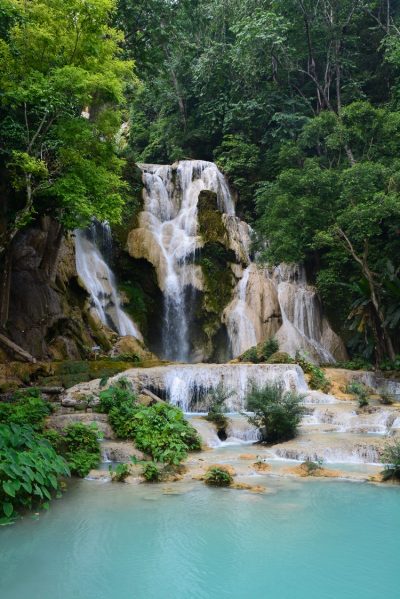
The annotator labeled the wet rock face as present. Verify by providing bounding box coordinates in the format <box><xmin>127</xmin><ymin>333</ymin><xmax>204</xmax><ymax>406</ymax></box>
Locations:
<box><xmin>3</xmin><ymin>218</ymin><xmax>113</xmax><ymax>360</ymax></box>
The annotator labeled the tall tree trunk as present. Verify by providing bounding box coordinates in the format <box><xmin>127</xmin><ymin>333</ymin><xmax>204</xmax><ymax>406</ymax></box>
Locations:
<box><xmin>0</xmin><ymin>248</ymin><xmax>12</xmax><ymax>328</ymax></box>
<box><xmin>338</xmin><ymin>230</ymin><xmax>396</xmax><ymax>361</ymax></box>
<box><xmin>362</xmin><ymin>261</ymin><xmax>396</xmax><ymax>361</ymax></box>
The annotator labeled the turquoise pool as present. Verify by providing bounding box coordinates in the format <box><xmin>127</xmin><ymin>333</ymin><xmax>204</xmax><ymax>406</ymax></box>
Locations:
<box><xmin>0</xmin><ymin>477</ymin><xmax>399</xmax><ymax>599</ymax></box>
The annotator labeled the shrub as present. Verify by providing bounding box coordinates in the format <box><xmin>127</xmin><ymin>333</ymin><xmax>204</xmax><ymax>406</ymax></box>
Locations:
<box><xmin>379</xmin><ymin>392</ymin><xmax>394</xmax><ymax>406</ymax></box>
<box><xmin>0</xmin><ymin>423</ymin><xmax>69</xmax><ymax>523</ymax></box>
<box><xmin>240</xmin><ymin>346</ymin><xmax>259</xmax><ymax>363</ymax></box>
<box><xmin>110</xmin><ymin>353</ymin><xmax>141</xmax><ymax>363</ymax></box>
<box><xmin>302</xmin><ymin>459</ymin><xmax>323</xmax><ymax>474</ymax></box>
<box><xmin>334</xmin><ymin>358</ymin><xmax>373</xmax><ymax>370</ymax></box>
<box><xmin>63</xmin><ymin>422</ymin><xmax>101</xmax><ymax>454</ymax></box>
<box><xmin>246</xmin><ymin>383</ymin><xmax>305</xmax><ymax>444</ymax></box>
<box><xmin>109</xmin><ymin>463</ymin><xmax>130</xmax><ymax>482</ymax></box>
<box><xmin>267</xmin><ymin>351</ymin><xmax>294</xmax><ymax>364</ymax></box>
<box><xmin>103</xmin><ymin>385</ymin><xmax>201</xmax><ymax>465</ymax></box>
<box><xmin>97</xmin><ymin>380</ymin><xmax>137</xmax><ymax>414</ymax></box>
<box><xmin>379</xmin><ymin>355</ymin><xmax>400</xmax><ymax>372</ymax></box>
<box><xmin>142</xmin><ymin>462</ymin><xmax>162</xmax><ymax>482</ymax></box>
<box><xmin>295</xmin><ymin>353</ymin><xmax>331</xmax><ymax>393</ymax></box>
<box><xmin>66</xmin><ymin>450</ymin><xmax>100</xmax><ymax>478</ymax></box>
<box><xmin>204</xmin><ymin>466</ymin><xmax>233</xmax><ymax>487</ymax></box>
<box><xmin>205</xmin><ymin>382</ymin><xmax>234</xmax><ymax>431</ymax></box>
<box><xmin>133</xmin><ymin>403</ymin><xmax>201</xmax><ymax>464</ymax></box>
<box><xmin>42</xmin><ymin>428</ymin><xmax>65</xmax><ymax>453</ymax></box>
<box><xmin>346</xmin><ymin>381</ymin><xmax>370</xmax><ymax>408</ymax></box>
<box><xmin>62</xmin><ymin>423</ymin><xmax>101</xmax><ymax>477</ymax></box>
<box><xmin>262</xmin><ymin>338</ymin><xmax>279</xmax><ymax>361</ymax></box>
<box><xmin>381</xmin><ymin>441</ymin><xmax>400</xmax><ymax>481</ymax></box>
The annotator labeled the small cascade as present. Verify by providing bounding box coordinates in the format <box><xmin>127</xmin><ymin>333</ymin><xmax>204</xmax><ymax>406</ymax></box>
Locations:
<box><xmin>271</xmin><ymin>443</ymin><xmax>382</xmax><ymax>465</ymax></box>
<box><xmin>225</xmin><ymin>415</ymin><xmax>261</xmax><ymax>444</ymax></box>
<box><xmin>101</xmin><ymin>445</ymin><xmax>112</xmax><ymax>464</ymax></box>
<box><xmin>75</xmin><ymin>225</ymin><xmax>142</xmax><ymax>339</ymax></box>
<box><xmin>223</xmin><ymin>266</ymin><xmax>258</xmax><ymax>357</ymax></box>
<box><xmin>224</xmin><ymin>262</ymin><xmax>343</xmax><ymax>362</ymax></box>
<box><xmin>188</xmin><ymin>417</ymin><xmax>222</xmax><ymax>448</ymax></box>
<box><xmin>272</xmin><ymin>265</ymin><xmax>336</xmax><ymax>363</ymax></box>
<box><xmin>301</xmin><ymin>404</ymin><xmax>400</xmax><ymax>435</ymax></box>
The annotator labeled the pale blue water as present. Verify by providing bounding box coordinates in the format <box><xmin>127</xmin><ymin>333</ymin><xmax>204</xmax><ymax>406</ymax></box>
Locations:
<box><xmin>0</xmin><ymin>478</ymin><xmax>399</xmax><ymax>599</ymax></box>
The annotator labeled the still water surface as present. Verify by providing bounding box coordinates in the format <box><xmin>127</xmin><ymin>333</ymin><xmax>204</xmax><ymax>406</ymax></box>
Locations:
<box><xmin>0</xmin><ymin>477</ymin><xmax>399</xmax><ymax>599</ymax></box>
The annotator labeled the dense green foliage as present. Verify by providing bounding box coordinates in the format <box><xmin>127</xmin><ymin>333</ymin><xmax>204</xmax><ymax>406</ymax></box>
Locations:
<box><xmin>62</xmin><ymin>423</ymin><xmax>101</xmax><ymax>477</ymax></box>
<box><xmin>0</xmin><ymin>423</ymin><xmax>69</xmax><ymax>523</ymax></box>
<box><xmin>0</xmin><ymin>0</ymin><xmax>134</xmax><ymax>249</ymax></box>
<box><xmin>0</xmin><ymin>388</ymin><xmax>52</xmax><ymax>429</ymax></box>
<box><xmin>246</xmin><ymin>383</ymin><xmax>305</xmax><ymax>444</ymax></box>
<box><xmin>0</xmin><ymin>389</ymin><xmax>100</xmax><ymax>524</ymax></box>
<box><xmin>98</xmin><ymin>381</ymin><xmax>201</xmax><ymax>464</ymax></box>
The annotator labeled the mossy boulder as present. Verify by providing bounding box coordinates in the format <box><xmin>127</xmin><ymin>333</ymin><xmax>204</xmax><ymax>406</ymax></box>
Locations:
<box><xmin>109</xmin><ymin>336</ymin><xmax>156</xmax><ymax>362</ymax></box>
<box><xmin>196</xmin><ymin>193</ymin><xmax>236</xmax><ymax>348</ymax></box>
<box><xmin>267</xmin><ymin>351</ymin><xmax>294</xmax><ymax>364</ymax></box>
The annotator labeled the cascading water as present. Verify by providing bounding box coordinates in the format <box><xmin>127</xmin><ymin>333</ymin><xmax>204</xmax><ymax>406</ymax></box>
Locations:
<box><xmin>224</xmin><ymin>262</ymin><xmax>344</xmax><ymax>362</ymax></box>
<box><xmin>64</xmin><ymin>355</ymin><xmax>400</xmax><ymax>461</ymax></box>
<box><xmin>135</xmin><ymin>161</ymin><xmax>234</xmax><ymax>361</ymax></box>
<box><xmin>75</xmin><ymin>224</ymin><xmax>142</xmax><ymax>339</ymax></box>
<box><xmin>223</xmin><ymin>266</ymin><xmax>258</xmax><ymax>357</ymax></box>
<box><xmin>128</xmin><ymin>159</ymin><xmax>345</xmax><ymax>363</ymax></box>
<box><xmin>273</xmin><ymin>264</ymin><xmax>338</xmax><ymax>363</ymax></box>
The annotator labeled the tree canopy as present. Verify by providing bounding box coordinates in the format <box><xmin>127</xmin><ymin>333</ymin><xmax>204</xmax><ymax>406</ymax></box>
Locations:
<box><xmin>0</xmin><ymin>0</ymin><xmax>135</xmax><ymax>253</ymax></box>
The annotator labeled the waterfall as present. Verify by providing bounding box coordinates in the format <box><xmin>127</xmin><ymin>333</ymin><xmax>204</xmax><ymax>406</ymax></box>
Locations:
<box><xmin>128</xmin><ymin>159</ymin><xmax>344</xmax><ymax>363</ymax></box>
<box><xmin>136</xmin><ymin>160</ymin><xmax>234</xmax><ymax>361</ymax></box>
<box><xmin>111</xmin><ymin>363</ymin><xmax>308</xmax><ymax>412</ymax></box>
<box><xmin>75</xmin><ymin>224</ymin><xmax>142</xmax><ymax>339</ymax></box>
<box><xmin>224</xmin><ymin>263</ymin><xmax>341</xmax><ymax>363</ymax></box>
<box><xmin>273</xmin><ymin>264</ymin><xmax>336</xmax><ymax>363</ymax></box>
<box><xmin>223</xmin><ymin>266</ymin><xmax>258</xmax><ymax>357</ymax></box>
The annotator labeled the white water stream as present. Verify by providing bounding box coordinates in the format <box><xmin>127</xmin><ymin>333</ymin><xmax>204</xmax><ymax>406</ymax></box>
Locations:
<box><xmin>75</xmin><ymin>225</ymin><xmax>142</xmax><ymax>339</ymax></box>
<box><xmin>135</xmin><ymin>161</ymin><xmax>234</xmax><ymax>360</ymax></box>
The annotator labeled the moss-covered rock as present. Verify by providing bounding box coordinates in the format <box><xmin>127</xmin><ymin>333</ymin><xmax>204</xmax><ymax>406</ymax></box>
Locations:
<box><xmin>195</xmin><ymin>191</ymin><xmax>237</xmax><ymax>351</ymax></box>
<box><xmin>267</xmin><ymin>351</ymin><xmax>294</xmax><ymax>364</ymax></box>
<box><xmin>197</xmin><ymin>190</ymin><xmax>227</xmax><ymax>244</ymax></box>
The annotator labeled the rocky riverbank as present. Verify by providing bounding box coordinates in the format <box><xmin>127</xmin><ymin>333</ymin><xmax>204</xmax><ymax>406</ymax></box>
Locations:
<box><xmin>38</xmin><ymin>362</ymin><xmax>400</xmax><ymax>489</ymax></box>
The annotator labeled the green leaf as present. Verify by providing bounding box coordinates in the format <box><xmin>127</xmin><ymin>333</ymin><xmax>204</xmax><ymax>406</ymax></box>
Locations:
<box><xmin>21</xmin><ymin>480</ymin><xmax>32</xmax><ymax>494</ymax></box>
<box><xmin>3</xmin><ymin>481</ymin><xmax>16</xmax><ymax>497</ymax></box>
<box><xmin>3</xmin><ymin>502</ymin><xmax>13</xmax><ymax>518</ymax></box>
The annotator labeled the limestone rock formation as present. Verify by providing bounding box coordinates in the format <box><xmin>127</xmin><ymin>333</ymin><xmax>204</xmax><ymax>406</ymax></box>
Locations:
<box><xmin>120</xmin><ymin>160</ymin><xmax>347</xmax><ymax>363</ymax></box>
